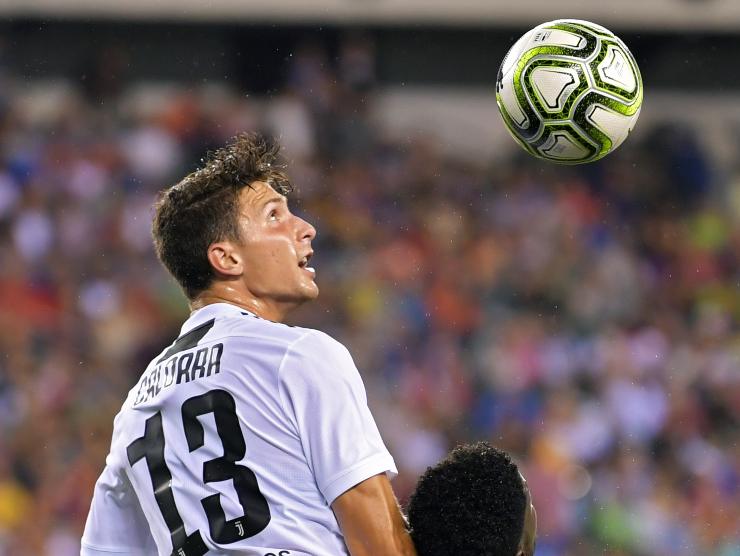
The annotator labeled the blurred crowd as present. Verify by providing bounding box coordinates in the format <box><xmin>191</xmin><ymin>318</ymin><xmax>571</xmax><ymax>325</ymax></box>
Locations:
<box><xmin>0</xmin><ymin>40</ymin><xmax>738</xmax><ymax>556</ymax></box>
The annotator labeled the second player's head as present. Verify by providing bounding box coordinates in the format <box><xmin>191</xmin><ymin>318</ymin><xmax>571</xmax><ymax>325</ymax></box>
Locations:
<box><xmin>152</xmin><ymin>133</ymin><xmax>318</xmax><ymax>320</ymax></box>
<box><xmin>407</xmin><ymin>442</ymin><xmax>537</xmax><ymax>556</ymax></box>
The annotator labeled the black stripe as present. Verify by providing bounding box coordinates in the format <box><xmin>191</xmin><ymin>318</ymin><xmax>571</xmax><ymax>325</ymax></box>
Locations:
<box><xmin>157</xmin><ymin>319</ymin><xmax>216</xmax><ymax>364</ymax></box>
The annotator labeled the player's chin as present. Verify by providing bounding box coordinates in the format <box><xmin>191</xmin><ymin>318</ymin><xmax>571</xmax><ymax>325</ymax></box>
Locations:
<box><xmin>303</xmin><ymin>281</ymin><xmax>320</xmax><ymax>299</ymax></box>
<box><xmin>294</xmin><ymin>277</ymin><xmax>319</xmax><ymax>301</ymax></box>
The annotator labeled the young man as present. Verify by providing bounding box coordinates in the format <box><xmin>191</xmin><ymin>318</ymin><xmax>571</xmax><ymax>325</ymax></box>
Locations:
<box><xmin>81</xmin><ymin>134</ymin><xmax>416</xmax><ymax>556</ymax></box>
<box><xmin>407</xmin><ymin>442</ymin><xmax>537</xmax><ymax>556</ymax></box>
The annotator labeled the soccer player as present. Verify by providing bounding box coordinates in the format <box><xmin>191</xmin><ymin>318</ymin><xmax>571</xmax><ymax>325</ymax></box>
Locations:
<box><xmin>406</xmin><ymin>442</ymin><xmax>537</xmax><ymax>556</ymax></box>
<box><xmin>81</xmin><ymin>134</ymin><xmax>416</xmax><ymax>556</ymax></box>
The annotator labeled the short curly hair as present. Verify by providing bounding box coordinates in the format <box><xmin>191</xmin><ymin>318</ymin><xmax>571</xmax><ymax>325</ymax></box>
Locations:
<box><xmin>152</xmin><ymin>133</ymin><xmax>293</xmax><ymax>299</ymax></box>
<box><xmin>407</xmin><ymin>442</ymin><xmax>527</xmax><ymax>556</ymax></box>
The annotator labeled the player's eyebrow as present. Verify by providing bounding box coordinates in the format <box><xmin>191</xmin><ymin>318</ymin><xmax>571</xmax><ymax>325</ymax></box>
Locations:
<box><xmin>262</xmin><ymin>196</ymin><xmax>287</xmax><ymax>210</ymax></box>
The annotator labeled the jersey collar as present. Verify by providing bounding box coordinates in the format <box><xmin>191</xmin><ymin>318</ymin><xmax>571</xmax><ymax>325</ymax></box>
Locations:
<box><xmin>181</xmin><ymin>302</ymin><xmax>256</xmax><ymax>334</ymax></box>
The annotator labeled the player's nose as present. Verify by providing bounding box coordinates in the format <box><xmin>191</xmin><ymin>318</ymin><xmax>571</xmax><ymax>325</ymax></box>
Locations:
<box><xmin>295</xmin><ymin>215</ymin><xmax>317</xmax><ymax>243</ymax></box>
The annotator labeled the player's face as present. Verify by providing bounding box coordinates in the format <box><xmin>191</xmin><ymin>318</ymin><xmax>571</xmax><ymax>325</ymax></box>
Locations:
<box><xmin>517</xmin><ymin>479</ymin><xmax>537</xmax><ymax>556</ymax></box>
<box><xmin>235</xmin><ymin>181</ymin><xmax>318</xmax><ymax>313</ymax></box>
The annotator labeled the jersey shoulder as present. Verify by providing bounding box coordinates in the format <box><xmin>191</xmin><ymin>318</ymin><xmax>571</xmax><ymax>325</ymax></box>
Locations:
<box><xmin>278</xmin><ymin>326</ymin><xmax>359</xmax><ymax>392</ymax></box>
<box><xmin>284</xmin><ymin>326</ymin><xmax>351</xmax><ymax>363</ymax></box>
<box><xmin>214</xmin><ymin>314</ymin><xmax>316</xmax><ymax>356</ymax></box>
<box><xmin>214</xmin><ymin>312</ymin><xmax>349</xmax><ymax>359</ymax></box>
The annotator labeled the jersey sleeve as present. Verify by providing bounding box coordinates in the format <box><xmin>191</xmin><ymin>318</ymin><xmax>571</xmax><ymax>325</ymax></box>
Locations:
<box><xmin>278</xmin><ymin>330</ymin><xmax>398</xmax><ymax>506</ymax></box>
<box><xmin>81</xmin><ymin>440</ymin><xmax>157</xmax><ymax>554</ymax></box>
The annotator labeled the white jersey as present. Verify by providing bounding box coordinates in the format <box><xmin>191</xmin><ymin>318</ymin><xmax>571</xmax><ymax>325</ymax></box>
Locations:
<box><xmin>81</xmin><ymin>303</ymin><xmax>397</xmax><ymax>556</ymax></box>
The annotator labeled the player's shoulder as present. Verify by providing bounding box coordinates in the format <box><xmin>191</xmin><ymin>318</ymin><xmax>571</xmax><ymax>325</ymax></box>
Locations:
<box><xmin>285</xmin><ymin>327</ymin><xmax>351</xmax><ymax>359</ymax></box>
<box><xmin>217</xmin><ymin>311</ymin><xmax>324</xmax><ymax>348</ymax></box>
<box><xmin>217</xmin><ymin>316</ymin><xmax>357</xmax><ymax>389</ymax></box>
<box><xmin>206</xmin><ymin>305</ymin><xmax>348</xmax><ymax>357</ymax></box>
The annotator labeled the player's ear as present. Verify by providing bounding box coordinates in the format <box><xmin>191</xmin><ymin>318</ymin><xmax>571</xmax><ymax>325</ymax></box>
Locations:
<box><xmin>207</xmin><ymin>241</ymin><xmax>243</xmax><ymax>277</ymax></box>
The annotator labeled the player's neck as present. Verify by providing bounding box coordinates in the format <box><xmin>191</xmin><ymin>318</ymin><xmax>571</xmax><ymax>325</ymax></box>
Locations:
<box><xmin>190</xmin><ymin>287</ymin><xmax>291</xmax><ymax>323</ymax></box>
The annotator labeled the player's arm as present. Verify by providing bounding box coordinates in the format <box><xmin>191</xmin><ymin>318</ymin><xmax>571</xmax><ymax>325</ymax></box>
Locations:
<box><xmin>332</xmin><ymin>473</ymin><xmax>417</xmax><ymax>556</ymax></box>
<box><xmin>279</xmin><ymin>331</ymin><xmax>415</xmax><ymax>554</ymax></box>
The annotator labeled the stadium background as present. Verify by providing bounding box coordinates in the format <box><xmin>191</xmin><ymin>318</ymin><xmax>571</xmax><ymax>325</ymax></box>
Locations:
<box><xmin>0</xmin><ymin>1</ymin><xmax>738</xmax><ymax>554</ymax></box>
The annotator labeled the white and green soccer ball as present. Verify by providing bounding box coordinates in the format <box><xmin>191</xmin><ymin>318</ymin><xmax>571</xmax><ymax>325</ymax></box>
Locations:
<box><xmin>496</xmin><ymin>19</ymin><xmax>642</xmax><ymax>164</ymax></box>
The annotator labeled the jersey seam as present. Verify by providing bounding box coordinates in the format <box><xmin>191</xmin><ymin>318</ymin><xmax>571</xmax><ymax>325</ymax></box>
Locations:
<box><xmin>276</xmin><ymin>329</ymin><xmax>318</xmax><ymax>437</ymax></box>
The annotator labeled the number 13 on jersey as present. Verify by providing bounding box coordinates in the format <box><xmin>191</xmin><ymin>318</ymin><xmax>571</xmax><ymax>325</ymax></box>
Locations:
<box><xmin>127</xmin><ymin>389</ymin><xmax>271</xmax><ymax>555</ymax></box>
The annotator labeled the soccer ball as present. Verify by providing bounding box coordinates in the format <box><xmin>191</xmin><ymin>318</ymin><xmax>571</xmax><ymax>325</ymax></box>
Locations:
<box><xmin>496</xmin><ymin>19</ymin><xmax>642</xmax><ymax>164</ymax></box>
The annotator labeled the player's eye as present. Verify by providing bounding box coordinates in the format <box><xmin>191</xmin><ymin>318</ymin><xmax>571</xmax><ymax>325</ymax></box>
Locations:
<box><xmin>268</xmin><ymin>209</ymin><xmax>278</xmax><ymax>220</ymax></box>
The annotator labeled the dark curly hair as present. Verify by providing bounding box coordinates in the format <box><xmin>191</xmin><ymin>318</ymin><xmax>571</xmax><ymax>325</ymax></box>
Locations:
<box><xmin>152</xmin><ymin>133</ymin><xmax>293</xmax><ymax>299</ymax></box>
<box><xmin>407</xmin><ymin>442</ymin><xmax>527</xmax><ymax>556</ymax></box>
